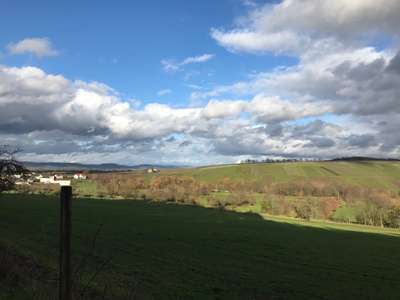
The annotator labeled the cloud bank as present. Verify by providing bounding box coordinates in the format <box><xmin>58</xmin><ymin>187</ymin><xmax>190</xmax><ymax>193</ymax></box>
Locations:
<box><xmin>2</xmin><ymin>1</ymin><xmax>400</xmax><ymax>165</ymax></box>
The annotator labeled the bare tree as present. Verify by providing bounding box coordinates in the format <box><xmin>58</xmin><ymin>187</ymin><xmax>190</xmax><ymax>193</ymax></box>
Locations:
<box><xmin>0</xmin><ymin>145</ymin><xmax>25</xmax><ymax>192</ymax></box>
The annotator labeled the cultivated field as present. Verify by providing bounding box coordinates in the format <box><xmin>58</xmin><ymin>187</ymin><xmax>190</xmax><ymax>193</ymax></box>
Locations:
<box><xmin>1</xmin><ymin>193</ymin><xmax>400</xmax><ymax>299</ymax></box>
<box><xmin>156</xmin><ymin>161</ymin><xmax>400</xmax><ymax>190</ymax></box>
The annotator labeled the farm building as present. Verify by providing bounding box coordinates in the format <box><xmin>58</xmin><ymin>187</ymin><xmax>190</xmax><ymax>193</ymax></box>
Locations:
<box><xmin>39</xmin><ymin>175</ymin><xmax>70</xmax><ymax>186</ymax></box>
<box><xmin>147</xmin><ymin>168</ymin><xmax>160</xmax><ymax>173</ymax></box>
<box><xmin>73</xmin><ymin>173</ymin><xmax>87</xmax><ymax>180</ymax></box>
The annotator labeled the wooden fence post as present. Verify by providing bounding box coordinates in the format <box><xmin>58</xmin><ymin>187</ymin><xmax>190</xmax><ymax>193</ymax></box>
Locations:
<box><xmin>60</xmin><ymin>185</ymin><xmax>72</xmax><ymax>300</ymax></box>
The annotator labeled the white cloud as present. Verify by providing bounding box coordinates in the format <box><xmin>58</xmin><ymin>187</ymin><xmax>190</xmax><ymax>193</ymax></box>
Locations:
<box><xmin>247</xmin><ymin>95</ymin><xmax>331</xmax><ymax>123</ymax></box>
<box><xmin>195</xmin><ymin>44</ymin><xmax>399</xmax><ymax>118</ymax></box>
<box><xmin>182</xmin><ymin>54</ymin><xmax>215</xmax><ymax>65</ymax></box>
<box><xmin>202</xmin><ymin>100</ymin><xmax>246</xmax><ymax>119</ymax></box>
<box><xmin>211</xmin><ymin>29</ymin><xmax>308</xmax><ymax>55</ymax></box>
<box><xmin>2</xmin><ymin>2</ymin><xmax>400</xmax><ymax>164</ymax></box>
<box><xmin>157</xmin><ymin>89</ymin><xmax>172</xmax><ymax>96</ymax></box>
<box><xmin>161</xmin><ymin>53</ymin><xmax>215</xmax><ymax>72</ymax></box>
<box><xmin>161</xmin><ymin>59</ymin><xmax>180</xmax><ymax>72</ymax></box>
<box><xmin>7</xmin><ymin>37</ymin><xmax>58</xmax><ymax>57</ymax></box>
<box><xmin>212</xmin><ymin>0</ymin><xmax>400</xmax><ymax>55</ymax></box>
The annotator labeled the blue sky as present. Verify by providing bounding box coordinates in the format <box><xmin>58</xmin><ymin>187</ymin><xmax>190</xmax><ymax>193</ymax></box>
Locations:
<box><xmin>0</xmin><ymin>0</ymin><xmax>399</xmax><ymax>165</ymax></box>
<box><xmin>1</xmin><ymin>0</ymin><xmax>293</xmax><ymax>106</ymax></box>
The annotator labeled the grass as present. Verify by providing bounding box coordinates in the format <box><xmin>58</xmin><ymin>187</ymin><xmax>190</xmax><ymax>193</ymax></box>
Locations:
<box><xmin>1</xmin><ymin>193</ymin><xmax>400</xmax><ymax>299</ymax></box>
<box><xmin>148</xmin><ymin>161</ymin><xmax>400</xmax><ymax>191</ymax></box>
<box><xmin>72</xmin><ymin>179</ymin><xmax>106</xmax><ymax>197</ymax></box>
<box><xmin>331</xmin><ymin>204</ymin><xmax>361</xmax><ymax>223</ymax></box>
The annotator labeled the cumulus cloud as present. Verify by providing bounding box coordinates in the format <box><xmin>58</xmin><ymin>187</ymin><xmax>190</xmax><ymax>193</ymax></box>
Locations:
<box><xmin>202</xmin><ymin>99</ymin><xmax>246</xmax><ymax>119</ymax></box>
<box><xmin>192</xmin><ymin>46</ymin><xmax>400</xmax><ymax>118</ymax></box>
<box><xmin>161</xmin><ymin>53</ymin><xmax>214</xmax><ymax>72</ymax></box>
<box><xmin>206</xmin><ymin>0</ymin><xmax>400</xmax><ymax>161</ymax></box>
<box><xmin>247</xmin><ymin>95</ymin><xmax>331</xmax><ymax>123</ymax></box>
<box><xmin>0</xmin><ymin>65</ymin><xmax>217</xmax><ymax>140</ymax></box>
<box><xmin>211</xmin><ymin>28</ymin><xmax>309</xmax><ymax>55</ymax></box>
<box><xmin>2</xmin><ymin>62</ymin><xmax>399</xmax><ymax>164</ymax></box>
<box><xmin>2</xmin><ymin>1</ymin><xmax>400</xmax><ymax>164</ymax></box>
<box><xmin>212</xmin><ymin>0</ymin><xmax>400</xmax><ymax>55</ymax></box>
<box><xmin>7</xmin><ymin>37</ymin><xmax>58</xmax><ymax>57</ymax></box>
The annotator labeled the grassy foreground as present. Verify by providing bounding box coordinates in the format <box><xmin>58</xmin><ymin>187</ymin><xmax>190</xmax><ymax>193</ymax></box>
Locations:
<box><xmin>1</xmin><ymin>193</ymin><xmax>400</xmax><ymax>299</ymax></box>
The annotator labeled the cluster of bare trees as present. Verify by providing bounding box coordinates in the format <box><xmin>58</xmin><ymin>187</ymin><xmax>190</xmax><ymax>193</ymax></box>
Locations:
<box><xmin>0</xmin><ymin>145</ymin><xmax>25</xmax><ymax>192</ymax></box>
<box><xmin>92</xmin><ymin>173</ymin><xmax>210</xmax><ymax>204</ymax></box>
<box><xmin>87</xmin><ymin>173</ymin><xmax>400</xmax><ymax>227</ymax></box>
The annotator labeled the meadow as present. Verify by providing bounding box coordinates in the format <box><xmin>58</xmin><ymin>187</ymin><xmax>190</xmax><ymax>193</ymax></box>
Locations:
<box><xmin>161</xmin><ymin>161</ymin><xmax>400</xmax><ymax>190</ymax></box>
<box><xmin>1</xmin><ymin>193</ymin><xmax>400</xmax><ymax>299</ymax></box>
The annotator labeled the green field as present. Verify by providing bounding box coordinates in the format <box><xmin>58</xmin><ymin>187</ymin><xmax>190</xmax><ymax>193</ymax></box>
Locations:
<box><xmin>1</xmin><ymin>193</ymin><xmax>400</xmax><ymax>299</ymax></box>
<box><xmin>152</xmin><ymin>161</ymin><xmax>400</xmax><ymax>190</ymax></box>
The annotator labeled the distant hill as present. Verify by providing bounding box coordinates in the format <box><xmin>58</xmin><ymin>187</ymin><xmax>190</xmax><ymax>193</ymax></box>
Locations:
<box><xmin>158</xmin><ymin>160</ymin><xmax>400</xmax><ymax>191</ymax></box>
<box><xmin>330</xmin><ymin>156</ymin><xmax>400</xmax><ymax>162</ymax></box>
<box><xmin>22</xmin><ymin>161</ymin><xmax>178</xmax><ymax>171</ymax></box>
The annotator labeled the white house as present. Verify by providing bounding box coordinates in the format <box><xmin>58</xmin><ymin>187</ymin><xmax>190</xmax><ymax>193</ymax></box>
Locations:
<box><xmin>73</xmin><ymin>173</ymin><xmax>87</xmax><ymax>180</ymax></box>
<box><xmin>39</xmin><ymin>177</ymin><xmax>55</xmax><ymax>184</ymax></box>
<box><xmin>39</xmin><ymin>176</ymin><xmax>70</xmax><ymax>186</ymax></box>
<box><xmin>57</xmin><ymin>180</ymin><xmax>71</xmax><ymax>186</ymax></box>
<box><xmin>15</xmin><ymin>181</ymin><xmax>29</xmax><ymax>185</ymax></box>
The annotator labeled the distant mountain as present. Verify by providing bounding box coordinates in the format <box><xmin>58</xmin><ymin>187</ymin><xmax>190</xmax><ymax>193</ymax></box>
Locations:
<box><xmin>22</xmin><ymin>161</ymin><xmax>178</xmax><ymax>171</ymax></box>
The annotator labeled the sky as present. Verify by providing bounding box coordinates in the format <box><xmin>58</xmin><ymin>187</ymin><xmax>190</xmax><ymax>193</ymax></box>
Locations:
<box><xmin>1</xmin><ymin>0</ymin><xmax>400</xmax><ymax>166</ymax></box>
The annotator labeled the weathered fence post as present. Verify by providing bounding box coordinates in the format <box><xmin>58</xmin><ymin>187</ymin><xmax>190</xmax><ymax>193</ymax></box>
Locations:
<box><xmin>60</xmin><ymin>185</ymin><xmax>72</xmax><ymax>300</ymax></box>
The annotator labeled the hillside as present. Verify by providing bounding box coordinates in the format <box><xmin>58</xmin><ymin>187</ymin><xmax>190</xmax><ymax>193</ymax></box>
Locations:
<box><xmin>19</xmin><ymin>160</ymin><xmax>400</xmax><ymax>228</ymax></box>
<box><xmin>155</xmin><ymin>161</ymin><xmax>400</xmax><ymax>190</ymax></box>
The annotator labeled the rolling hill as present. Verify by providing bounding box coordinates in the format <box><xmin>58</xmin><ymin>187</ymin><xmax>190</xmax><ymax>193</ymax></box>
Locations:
<box><xmin>151</xmin><ymin>160</ymin><xmax>400</xmax><ymax>190</ymax></box>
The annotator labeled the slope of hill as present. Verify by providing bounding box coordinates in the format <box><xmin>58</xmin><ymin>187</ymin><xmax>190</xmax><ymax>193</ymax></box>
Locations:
<box><xmin>156</xmin><ymin>161</ymin><xmax>400</xmax><ymax>190</ymax></box>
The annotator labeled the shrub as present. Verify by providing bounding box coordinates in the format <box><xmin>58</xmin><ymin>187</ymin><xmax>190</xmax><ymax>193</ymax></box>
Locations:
<box><xmin>225</xmin><ymin>192</ymin><xmax>256</xmax><ymax>207</ymax></box>
<box><xmin>294</xmin><ymin>199</ymin><xmax>313</xmax><ymax>221</ymax></box>
<box><xmin>261</xmin><ymin>195</ymin><xmax>294</xmax><ymax>216</ymax></box>
<box><xmin>386</xmin><ymin>207</ymin><xmax>400</xmax><ymax>228</ymax></box>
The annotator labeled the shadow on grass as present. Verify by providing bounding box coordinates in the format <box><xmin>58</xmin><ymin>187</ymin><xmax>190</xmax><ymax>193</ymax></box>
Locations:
<box><xmin>1</xmin><ymin>193</ymin><xmax>400</xmax><ymax>299</ymax></box>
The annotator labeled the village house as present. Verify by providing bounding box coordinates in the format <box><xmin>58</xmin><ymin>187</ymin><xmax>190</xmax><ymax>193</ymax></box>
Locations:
<box><xmin>73</xmin><ymin>173</ymin><xmax>87</xmax><ymax>180</ymax></box>
<box><xmin>147</xmin><ymin>167</ymin><xmax>160</xmax><ymax>173</ymax></box>
<box><xmin>38</xmin><ymin>174</ymin><xmax>70</xmax><ymax>186</ymax></box>
<box><xmin>13</xmin><ymin>173</ymin><xmax>34</xmax><ymax>185</ymax></box>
